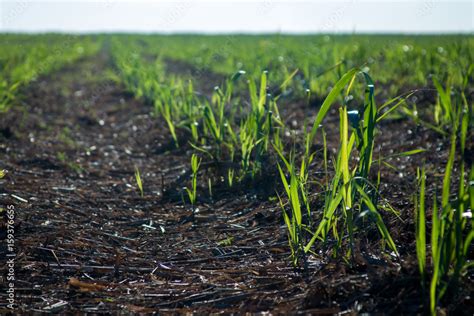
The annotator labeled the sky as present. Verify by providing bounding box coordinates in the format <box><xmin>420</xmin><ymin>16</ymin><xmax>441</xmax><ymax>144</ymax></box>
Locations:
<box><xmin>0</xmin><ymin>0</ymin><xmax>473</xmax><ymax>34</ymax></box>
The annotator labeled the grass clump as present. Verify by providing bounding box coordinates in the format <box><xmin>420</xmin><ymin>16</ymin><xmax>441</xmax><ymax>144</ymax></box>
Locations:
<box><xmin>135</xmin><ymin>167</ymin><xmax>144</xmax><ymax>197</ymax></box>
<box><xmin>415</xmin><ymin>95</ymin><xmax>473</xmax><ymax>315</ymax></box>
<box><xmin>277</xmin><ymin>68</ymin><xmax>428</xmax><ymax>266</ymax></box>
<box><xmin>185</xmin><ymin>154</ymin><xmax>202</xmax><ymax>212</ymax></box>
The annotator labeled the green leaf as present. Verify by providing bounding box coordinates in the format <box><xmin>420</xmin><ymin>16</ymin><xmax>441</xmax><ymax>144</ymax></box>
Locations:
<box><xmin>306</xmin><ymin>68</ymin><xmax>358</xmax><ymax>153</ymax></box>
<box><xmin>356</xmin><ymin>185</ymin><xmax>398</xmax><ymax>256</ymax></box>
<box><xmin>416</xmin><ymin>167</ymin><xmax>427</xmax><ymax>279</ymax></box>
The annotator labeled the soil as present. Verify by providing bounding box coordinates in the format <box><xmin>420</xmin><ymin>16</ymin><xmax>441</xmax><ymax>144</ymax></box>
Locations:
<box><xmin>0</xmin><ymin>48</ymin><xmax>472</xmax><ymax>315</ymax></box>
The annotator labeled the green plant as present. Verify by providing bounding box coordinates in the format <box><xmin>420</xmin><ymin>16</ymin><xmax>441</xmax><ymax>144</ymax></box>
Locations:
<box><xmin>242</xmin><ymin>71</ymin><xmax>277</xmax><ymax>178</ymax></box>
<box><xmin>0</xmin><ymin>81</ymin><xmax>20</xmax><ymax>112</ymax></box>
<box><xmin>155</xmin><ymin>98</ymin><xmax>179</xmax><ymax>147</ymax></box>
<box><xmin>208</xmin><ymin>178</ymin><xmax>213</xmax><ymax>200</ymax></box>
<box><xmin>217</xmin><ymin>236</ymin><xmax>234</xmax><ymax>246</ymax></box>
<box><xmin>305</xmin><ymin>71</ymin><xmax>418</xmax><ymax>258</ymax></box>
<box><xmin>56</xmin><ymin>151</ymin><xmax>83</xmax><ymax>173</ymax></box>
<box><xmin>275</xmin><ymin>70</ymin><xmax>354</xmax><ymax>265</ymax></box>
<box><xmin>402</xmin><ymin>65</ymin><xmax>473</xmax><ymax>137</ymax></box>
<box><xmin>415</xmin><ymin>100</ymin><xmax>473</xmax><ymax>315</ymax></box>
<box><xmin>185</xmin><ymin>154</ymin><xmax>201</xmax><ymax>210</ymax></box>
<box><xmin>415</xmin><ymin>167</ymin><xmax>427</xmax><ymax>286</ymax></box>
<box><xmin>135</xmin><ymin>167</ymin><xmax>144</xmax><ymax>197</ymax></box>
<box><xmin>227</xmin><ymin>168</ymin><xmax>234</xmax><ymax>187</ymax></box>
<box><xmin>277</xmin><ymin>156</ymin><xmax>306</xmax><ymax>266</ymax></box>
<box><xmin>190</xmin><ymin>70</ymin><xmax>284</xmax><ymax>183</ymax></box>
<box><xmin>277</xmin><ymin>68</ymin><xmax>427</xmax><ymax>266</ymax></box>
<box><xmin>58</xmin><ymin>127</ymin><xmax>76</xmax><ymax>148</ymax></box>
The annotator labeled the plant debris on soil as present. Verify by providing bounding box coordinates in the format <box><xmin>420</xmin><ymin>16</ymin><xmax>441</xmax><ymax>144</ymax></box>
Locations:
<box><xmin>0</xmin><ymin>49</ymin><xmax>473</xmax><ymax>315</ymax></box>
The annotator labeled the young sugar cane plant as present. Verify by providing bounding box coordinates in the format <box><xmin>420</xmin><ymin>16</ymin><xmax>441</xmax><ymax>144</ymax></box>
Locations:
<box><xmin>415</xmin><ymin>95</ymin><xmax>473</xmax><ymax>315</ymax></box>
<box><xmin>190</xmin><ymin>73</ymin><xmax>240</xmax><ymax>163</ymax></box>
<box><xmin>185</xmin><ymin>154</ymin><xmax>202</xmax><ymax>212</ymax></box>
<box><xmin>0</xmin><ymin>80</ymin><xmax>20</xmax><ymax>112</ymax></box>
<box><xmin>277</xmin><ymin>151</ymin><xmax>312</xmax><ymax>267</ymax></box>
<box><xmin>192</xmin><ymin>69</ymin><xmax>284</xmax><ymax>183</ymax></box>
<box><xmin>236</xmin><ymin>70</ymin><xmax>284</xmax><ymax>179</ymax></box>
<box><xmin>307</xmin><ymin>70</ymin><xmax>409</xmax><ymax>258</ymax></box>
<box><xmin>278</xmin><ymin>68</ymin><xmax>424</xmax><ymax>266</ymax></box>
<box><xmin>134</xmin><ymin>167</ymin><xmax>144</xmax><ymax>197</ymax></box>
<box><xmin>402</xmin><ymin>66</ymin><xmax>473</xmax><ymax>136</ymax></box>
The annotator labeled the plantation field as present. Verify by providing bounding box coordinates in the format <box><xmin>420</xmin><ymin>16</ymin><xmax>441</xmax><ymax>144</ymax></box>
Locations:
<box><xmin>0</xmin><ymin>34</ymin><xmax>473</xmax><ymax>314</ymax></box>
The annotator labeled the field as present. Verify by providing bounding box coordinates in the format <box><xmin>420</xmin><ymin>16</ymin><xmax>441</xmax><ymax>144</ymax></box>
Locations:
<box><xmin>0</xmin><ymin>34</ymin><xmax>473</xmax><ymax>314</ymax></box>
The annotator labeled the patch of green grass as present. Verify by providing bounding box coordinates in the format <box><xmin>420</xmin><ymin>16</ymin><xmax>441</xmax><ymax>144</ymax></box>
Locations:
<box><xmin>415</xmin><ymin>97</ymin><xmax>473</xmax><ymax>315</ymax></box>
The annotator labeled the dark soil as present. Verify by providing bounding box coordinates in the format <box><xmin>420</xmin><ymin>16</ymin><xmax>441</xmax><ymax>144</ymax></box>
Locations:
<box><xmin>0</xmin><ymin>49</ymin><xmax>472</xmax><ymax>315</ymax></box>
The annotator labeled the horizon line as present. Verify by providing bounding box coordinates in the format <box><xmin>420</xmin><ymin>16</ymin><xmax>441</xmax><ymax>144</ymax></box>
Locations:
<box><xmin>2</xmin><ymin>30</ymin><xmax>473</xmax><ymax>36</ymax></box>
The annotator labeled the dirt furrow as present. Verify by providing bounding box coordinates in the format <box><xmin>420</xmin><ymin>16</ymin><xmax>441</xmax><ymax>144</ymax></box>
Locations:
<box><xmin>0</xmin><ymin>50</ymin><xmax>297</xmax><ymax>314</ymax></box>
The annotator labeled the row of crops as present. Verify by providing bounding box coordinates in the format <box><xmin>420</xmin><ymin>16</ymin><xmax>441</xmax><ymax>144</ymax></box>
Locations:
<box><xmin>112</xmin><ymin>34</ymin><xmax>473</xmax><ymax>97</ymax></box>
<box><xmin>0</xmin><ymin>34</ymin><xmax>101</xmax><ymax>111</ymax></box>
<box><xmin>110</xmin><ymin>35</ymin><xmax>473</xmax><ymax>314</ymax></box>
<box><xmin>1</xmin><ymin>34</ymin><xmax>472</xmax><ymax>313</ymax></box>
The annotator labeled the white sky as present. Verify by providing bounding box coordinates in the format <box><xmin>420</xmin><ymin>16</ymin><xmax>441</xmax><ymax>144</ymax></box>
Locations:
<box><xmin>0</xmin><ymin>0</ymin><xmax>473</xmax><ymax>33</ymax></box>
